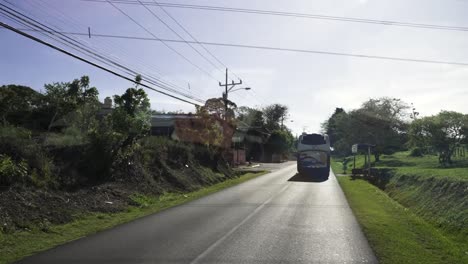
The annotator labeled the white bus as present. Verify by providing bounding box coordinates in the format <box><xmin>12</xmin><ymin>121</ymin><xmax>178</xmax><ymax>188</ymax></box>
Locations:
<box><xmin>296</xmin><ymin>133</ymin><xmax>331</xmax><ymax>176</ymax></box>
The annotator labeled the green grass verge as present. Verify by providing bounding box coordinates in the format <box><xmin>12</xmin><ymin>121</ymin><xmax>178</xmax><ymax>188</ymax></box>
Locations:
<box><xmin>337</xmin><ymin>176</ymin><xmax>468</xmax><ymax>264</ymax></box>
<box><xmin>0</xmin><ymin>171</ymin><xmax>268</xmax><ymax>264</ymax></box>
<box><xmin>333</xmin><ymin>151</ymin><xmax>468</xmax><ymax>180</ymax></box>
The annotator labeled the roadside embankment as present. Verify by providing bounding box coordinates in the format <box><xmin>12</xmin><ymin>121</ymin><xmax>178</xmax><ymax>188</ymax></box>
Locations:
<box><xmin>338</xmin><ymin>176</ymin><xmax>467</xmax><ymax>264</ymax></box>
<box><xmin>333</xmin><ymin>152</ymin><xmax>468</xmax><ymax>263</ymax></box>
<box><xmin>0</xmin><ymin>127</ymin><xmax>269</xmax><ymax>263</ymax></box>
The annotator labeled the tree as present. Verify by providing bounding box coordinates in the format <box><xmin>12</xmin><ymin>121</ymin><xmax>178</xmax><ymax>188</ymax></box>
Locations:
<box><xmin>322</xmin><ymin>108</ymin><xmax>351</xmax><ymax>156</ymax></box>
<box><xmin>323</xmin><ymin>97</ymin><xmax>410</xmax><ymax>160</ymax></box>
<box><xmin>0</xmin><ymin>85</ymin><xmax>44</xmax><ymax>127</ymax></box>
<box><xmin>263</xmin><ymin>104</ymin><xmax>288</xmax><ymax>131</ymax></box>
<box><xmin>112</xmin><ymin>75</ymin><xmax>151</xmax><ymax>146</ymax></box>
<box><xmin>44</xmin><ymin>76</ymin><xmax>99</xmax><ymax>131</ymax></box>
<box><xmin>409</xmin><ymin>111</ymin><xmax>468</xmax><ymax>166</ymax></box>
<box><xmin>236</xmin><ymin>106</ymin><xmax>264</xmax><ymax>128</ymax></box>
<box><xmin>264</xmin><ymin>129</ymin><xmax>295</xmax><ymax>157</ymax></box>
<box><xmin>322</xmin><ymin>108</ymin><xmax>345</xmax><ymax>147</ymax></box>
<box><xmin>174</xmin><ymin>97</ymin><xmax>235</xmax><ymax>148</ymax></box>
<box><xmin>201</xmin><ymin>97</ymin><xmax>237</xmax><ymax>120</ymax></box>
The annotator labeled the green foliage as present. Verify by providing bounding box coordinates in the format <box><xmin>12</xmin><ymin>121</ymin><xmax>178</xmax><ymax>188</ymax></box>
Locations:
<box><xmin>409</xmin><ymin>147</ymin><xmax>424</xmax><ymax>157</ymax></box>
<box><xmin>44</xmin><ymin>127</ymin><xmax>88</xmax><ymax>147</ymax></box>
<box><xmin>322</xmin><ymin>108</ymin><xmax>349</xmax><ymax>156</ymax></box>
<box><xmin>0</xmin><ymin>126</ymin><xmax>55</xmax><ymax>187</ymax></box>
<box><xmin>409</xmin><ymin>111</ymin><xmax>468</xmax><ymax>166</ymax></box>
<box><xmin>338</xmin><ymin>177</ymin><xmax>467</xmax><ymax>264</ymax></box>
<box><xmin>44</xmin><ymin>75</ymin><xmax>100</xmax><ymax>131</ymax></box>
<box><xmin>263</xmin><ymin>104</ymin><xmax>288</xmax><ymax>131</ymax></box>
<box><xmin>201</xmin><ymin>97</ymin><xmax>237</xmax><ymax>120</ymax></box>
<box><xmin>0</xmin><ymin>154</ymin><xmax>28</xmax><ymax>186</ymax></box>
<box><xmin>112</xmin><ymin>83</ymin><xmax>151</xmax><ymax>147</ymax></box>
<box><xmin>265</xmin><ymin>129</ymin><xmax>295</xmax><ymax>156</ymax></box>
<box><xmin>324</xmin><ymin>97</ymin><xmax>409</xmax><ymax>159</ymax></box>
<box><xmin>322</xmin><ymin>108</ymin><xmax>345</xmax><ymax>147</ymax></box>
<box><xmin>236</xmin><ymin>106</ymin><xmax>264</xmax><ymax>127</ymax></box>
<box><xmin>113</xmin><ymin>88</ymin><xmax>150</xmax><ymax>117</ymax></box>
<box><xmin>130</xmin><ymin>193</ymin><xmax>158</xmax><ymax>208</ymax></box>
<box><xmin>0</xmin><ymin>85</ymin><xmax>45</xmax><ymax>128</ymax></box>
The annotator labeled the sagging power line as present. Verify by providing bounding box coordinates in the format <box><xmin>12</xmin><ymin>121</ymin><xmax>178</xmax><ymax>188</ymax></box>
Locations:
<box><xmin>1</xmin><ymin>1</ymin><xmax>205</xmax><ymax>104</ymax></box>
<box><xmin>5</xmin><ymin>27</ymin><xmax>468</xmax><ymax>67</ymax></box>
<box><xmin>105</xmin><ymin>0</ymin><xmax>218</xmax><ymax>82</ymax></box>
<box><xmin>0</xmin><ymin>20</ymin><xmax>202</xmax><ymax>105</ymax></box>
<box><xmin>29</xmin><ymin>0</ymin><xmax>202</xmax><ymax>97</ymax></box>
<box><xmin>83</xmin><ymin>0</ymin><xmax>468</xmax><ymax>32</ymax></box>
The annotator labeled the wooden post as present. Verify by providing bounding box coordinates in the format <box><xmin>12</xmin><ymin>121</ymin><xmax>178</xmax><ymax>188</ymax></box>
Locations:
<box><xmin>368</xmin><ymin>146</ymin><xmax>371</xmax><ymax>177</ymax></box>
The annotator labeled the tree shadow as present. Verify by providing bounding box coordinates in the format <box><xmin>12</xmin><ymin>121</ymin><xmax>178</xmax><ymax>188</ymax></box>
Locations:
<box><xmin>288</xmin><ymin>173</ymin><xmax>329</xmax><ymax>183</ymax></box>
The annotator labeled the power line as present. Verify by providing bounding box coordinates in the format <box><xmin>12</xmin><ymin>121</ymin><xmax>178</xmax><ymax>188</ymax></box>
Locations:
<box><xmin>105</xmin><ymin>0</ymin><xmax>218</xmax><ymax>81</ymax></box>
<box><xmin>149</xmin><ymin>0</ymin><xmax>268</xmax><ymax>107</ymax></box>
<box><xmin>136</xmin><ymin>0</ymin><xmax>224</xmax><ymax>75</ymax></box>
<box><xmin>1</xmin><ymin>1</ymin><xmax>205</xmax><ymax>103</ymax></box>
<box><xmin>5</xmin><ymin>28</ymin><xmax>468</xmax><ymax>67</ymax></box>
<box><xmin>29</xmin><ymin>0</ymin><xmax>204</xmax><ymax>98</ymax></box>
<box><xmin>32</xmin><ymin>0</ymin><xmax>202</xmax><ymax>97</ymax></box>
<box><xmin>0</xmin><ymin>20</ymin><xmax>202</xmax><ymax>105</ymax></box>
<box><xmin>151</xmin><ymin>0</ymin><xmax>230</xmax><ymax>74</ymax></box>
<box><xmin>1</xmin><ymin>3</ymin><xmax>266</xmax><ymax>107</ymax></box>
<box><xmin>83</xmin><ymin>0</ymin><xmax>468</xmax><ymax>32</ymax></box>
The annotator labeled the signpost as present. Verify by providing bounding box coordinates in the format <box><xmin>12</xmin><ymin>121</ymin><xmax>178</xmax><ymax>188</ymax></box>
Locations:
<box><xmin>351</xmin><ymin>143</ymin><xmax>375</xmax><ymax>176</ymax></box>
<box><xmin>352</xmin><ymin>144</ymin><xmax>358</xmax><ymax>169</ymax></box>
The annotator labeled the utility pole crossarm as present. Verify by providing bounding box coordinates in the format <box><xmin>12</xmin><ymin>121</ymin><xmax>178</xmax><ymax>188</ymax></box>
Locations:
<box><xmin>219</xmin><ymin>68</ymin><xmax>244</xmax><ymax>120</ymax></box>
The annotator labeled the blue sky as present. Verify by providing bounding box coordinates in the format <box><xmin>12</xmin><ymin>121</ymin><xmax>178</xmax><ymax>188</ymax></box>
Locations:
<box><xmin>1</xmin><ymin>0</ymin><xmax>468</xmax><ymax>134</ymax></box>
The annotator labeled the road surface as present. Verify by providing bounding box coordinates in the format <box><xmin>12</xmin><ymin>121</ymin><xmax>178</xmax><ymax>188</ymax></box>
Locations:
<box><xmin>18</xmin><ymin>162</ymin><xmax>377</xmax><ymax>264</ymax></box>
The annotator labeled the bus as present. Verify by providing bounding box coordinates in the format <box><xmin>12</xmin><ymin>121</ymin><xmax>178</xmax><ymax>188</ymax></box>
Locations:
<box><xmin>296</xmin><ymin>133</ymin><xmax>331</xmax><ymax>177</ymax></box>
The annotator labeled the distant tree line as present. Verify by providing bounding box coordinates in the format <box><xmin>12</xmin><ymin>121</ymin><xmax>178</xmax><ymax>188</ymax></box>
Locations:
<box><xmin>322</xmin><ymin>97</ymin><xmax>468</xmax><ymax>166</ymax></box>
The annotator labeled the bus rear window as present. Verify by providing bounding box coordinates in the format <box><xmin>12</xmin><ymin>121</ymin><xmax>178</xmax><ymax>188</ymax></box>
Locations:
<box><xmin>301</xmin><ymin>134</ymin><xmax>326</xmax><ymax>145</ymax></box>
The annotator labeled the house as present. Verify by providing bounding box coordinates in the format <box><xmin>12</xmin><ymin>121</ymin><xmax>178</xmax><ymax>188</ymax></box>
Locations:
<box><xmin>232</xmin><ymin>123</ymin><xmax>270</xmax><ymax>163</ymax></box>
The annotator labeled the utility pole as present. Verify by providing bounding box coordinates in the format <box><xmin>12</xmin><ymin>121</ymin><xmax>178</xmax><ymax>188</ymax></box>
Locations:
<box><xmin>219</xmin><ymin>68</ymin><xmax>242</xmax><ymax>120</ymax></box>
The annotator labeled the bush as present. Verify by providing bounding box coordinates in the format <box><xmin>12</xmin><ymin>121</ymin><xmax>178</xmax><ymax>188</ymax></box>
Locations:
<box><xmin>43</xmin><ymin>127</ymin><xmax>87</xmax><ymax>147</ymax></box>
<box><xmin>409</xmin><ymin>147</ymin><xmax>424</xmax><ymax>157</ymax></box>
<box><xmin>0</xmin><ymin>125</ymin><xmax>55</xmax><ymax>187</ymax></box>
<box><xmin>0</xmin><ymin>154</ymin><xmax>28</xmax><ymax>186</ymax></box>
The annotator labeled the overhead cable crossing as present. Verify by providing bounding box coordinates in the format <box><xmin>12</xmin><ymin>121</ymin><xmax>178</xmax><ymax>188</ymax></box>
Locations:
<box><xmin>5</xmin><ymin>27</ymin><xmax>468</xmax><ymax>67</ymax></box>
<box><xmin>0</xmin><ymin>20</ymin><xmax>203</xmax><ymax>105</ymax></box>
<box><xmin>83</xmin><ymin>0</ymin><xmax>468</xmax><ymax>32</ymax></box>
<box><xmin>0</xmin><ymin>3</ymin><xmax>204</xmax><ymax>104</ymax></box>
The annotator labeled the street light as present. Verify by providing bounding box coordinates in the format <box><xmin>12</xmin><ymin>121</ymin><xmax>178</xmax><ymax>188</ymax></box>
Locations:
<box><xmin>222</xmin><ymin>87</ymin><xmax>252</xmax><ymax>120</ymax></box>
<box><xmin>229</xmin><ymin>87</ymin><xmax>251</xmax><ymax>93</ymax></box>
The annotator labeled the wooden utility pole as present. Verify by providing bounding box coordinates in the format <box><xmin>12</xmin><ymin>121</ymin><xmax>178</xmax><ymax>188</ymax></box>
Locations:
<box><xmin>219</xmin><ymin>68</ymin><xmax>242</xmax><ymax>120</ymax></box>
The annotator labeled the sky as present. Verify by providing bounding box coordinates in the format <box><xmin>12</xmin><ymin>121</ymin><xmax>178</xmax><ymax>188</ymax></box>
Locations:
<box><xmin>1</xmin><ymin>0</ymin><xmax>468</xmax><ymax>135</ymax></box>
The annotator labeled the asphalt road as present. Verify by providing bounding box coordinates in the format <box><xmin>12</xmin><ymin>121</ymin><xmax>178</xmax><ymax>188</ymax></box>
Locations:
<box><xmin>18</xmin><ymin>162</ymin><xmax>377</xmax><ymax>264</ymax></box>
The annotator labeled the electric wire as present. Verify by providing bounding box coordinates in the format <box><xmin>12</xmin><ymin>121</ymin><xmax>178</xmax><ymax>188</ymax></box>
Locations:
<box><xmin>5</xmin><ymin>28</ymin><xmax>466</xmax><ymax>67</ymax></box>
<box><xmin>136</xmin><ymin>0</ymin><xmax>224</xmax><ymax>75</ymax></box>
<box><xmin>25</xmin><ymin>0</ymin><xmax>204</xmax><ymax>98</ymax></box>
<box><xmin>1</xmin><ymin>1</ymin><xmax>205</xmax><ymax>103</ymax></box>
<box><xmin>0</xmin><ymin>20</ymin><xmax>201</xmax><ymax>105</ymax></box>
<box><xmin>0</xmin><ymin>4</ymin><xmax>205</xmax><ymax>104</ymax></box>
<box><xmin>84</xmin><ymin>0</ymin><xmax>468</xmax><ymax>32</ymax></box>
<box><xmin>105</xmin><ymin>0</ymin><xmax>218</xmax><ymax>82</ymax></box>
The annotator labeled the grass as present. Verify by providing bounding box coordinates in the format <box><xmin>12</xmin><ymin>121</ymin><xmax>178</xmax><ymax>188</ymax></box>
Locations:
<box><xmin>337</xmin><ymin>176</ymin><xmax>468</xmax><ymax>264</ymax></box>
<box><xmin>333</xmin><ymin>151</ymin><xmax>468</xmax><ymax>180</ymax></box>
<box><xmin>0</xmin><ymin>171</ymin><xmax>268</xmax><ymax>264</ymax></box>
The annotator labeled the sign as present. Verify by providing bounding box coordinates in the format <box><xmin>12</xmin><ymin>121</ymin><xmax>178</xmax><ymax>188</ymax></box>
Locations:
<box><xmin>351</xmin><ymin>144</ymin><xmax>358</xmax><ymax>154</ymax></box>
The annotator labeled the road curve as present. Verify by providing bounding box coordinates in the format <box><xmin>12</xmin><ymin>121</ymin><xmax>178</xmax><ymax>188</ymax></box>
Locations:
<box><xmin>18</xmin><ymin>162</ymin><xmax>377</xmax><ymax>264</ymax></box>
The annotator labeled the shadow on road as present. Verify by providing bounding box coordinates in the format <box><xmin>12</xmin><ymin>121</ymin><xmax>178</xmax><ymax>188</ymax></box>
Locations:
<box><xmin>287</xmin><ymin>173</ymin><xmax>329</xmax><ymax>183</ymax></box>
